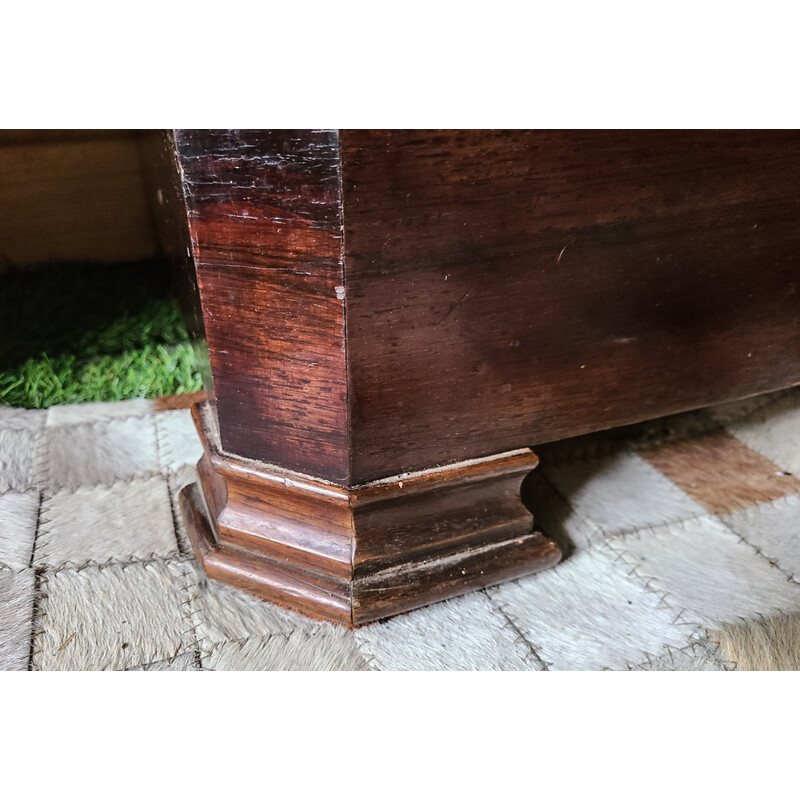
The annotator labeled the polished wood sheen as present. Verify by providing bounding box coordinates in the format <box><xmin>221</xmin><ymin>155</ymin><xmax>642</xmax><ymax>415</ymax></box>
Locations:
<box><xmin>340</xmin><ymin>130</ymin><xmax>800</xmax><ymax>480</ymax></box>
<box><xmin>173</xmin><ymin>130</ymin><xmax>348</xmax><ymax>480</ymax></box>
<box><xmin>160</xmin><ymin>130</ymin><xmax>800</xmax><ymax>623</ymax></box>
<box><xmin>181</xmin><ymin>402</ymin><xmax>560</xmax><ymax>625</ymax></box>
<box><xmin>169</xmin><ymin>130</ymin><xmax>800</xmax><ymax>483</ymax></box>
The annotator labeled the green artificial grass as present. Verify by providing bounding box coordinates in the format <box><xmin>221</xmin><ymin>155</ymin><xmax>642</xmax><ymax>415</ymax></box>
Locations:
<box><xmin>0</xmin><ymin>261</ymin><xmax>203</xmax><ymax>409</ymax></box>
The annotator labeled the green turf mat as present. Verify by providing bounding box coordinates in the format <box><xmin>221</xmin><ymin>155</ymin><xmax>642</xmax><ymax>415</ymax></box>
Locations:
<box><xmin>0</xmin><ymin>261</ymin><xmax>203</xmax><ymax>409</ymax></box>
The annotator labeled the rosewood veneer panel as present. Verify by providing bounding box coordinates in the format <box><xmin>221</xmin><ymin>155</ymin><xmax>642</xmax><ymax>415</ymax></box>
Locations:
<box><xmin>341</xmin><ymin>130</ymin><xmax>800</xmax><ymax>482</ymax></box>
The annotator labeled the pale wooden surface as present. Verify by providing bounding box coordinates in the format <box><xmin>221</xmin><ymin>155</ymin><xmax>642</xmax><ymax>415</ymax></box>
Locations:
<box><xmin>0</xmin><ymin>130</ymin><xmax>157</xmax><ymax>268</ymax></box>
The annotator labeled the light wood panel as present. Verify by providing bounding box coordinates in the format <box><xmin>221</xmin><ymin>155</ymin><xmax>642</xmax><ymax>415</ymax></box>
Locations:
<box><xmin>0</xmin><ymin>129</ymin><xmax>158</xmax><ymax>268</ymax></box>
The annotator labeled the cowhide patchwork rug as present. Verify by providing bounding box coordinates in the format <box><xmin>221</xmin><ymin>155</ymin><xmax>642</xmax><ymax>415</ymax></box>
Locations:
<box><xmin>1</xmin><ymin>388</ymin><xmax>799</xmax><ymax>670</ymax></box>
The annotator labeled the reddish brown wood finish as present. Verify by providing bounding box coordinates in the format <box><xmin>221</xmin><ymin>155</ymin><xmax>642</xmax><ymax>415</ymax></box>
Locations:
<box><xmin>182</xmin><ymin>402</ymin><xmax>560</xmax><ymax>626</ymax></box>
<box><xmin>173</xmin><ymin>130</ymin><xmax>348</xmax><ymax>480</ymax></box>
<box><xmin>340</xmin><ymin>130</ymin><xmax>800</xmax><ymax>480</ymax></box>
<box><xmin>169</xmin><ymin>130</ymin><xmax>800</xmax><ymax>485</ymax></box>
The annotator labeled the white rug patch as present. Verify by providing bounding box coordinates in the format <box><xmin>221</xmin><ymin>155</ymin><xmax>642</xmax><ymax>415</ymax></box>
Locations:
<box><xmin>723</xmin><ymin>495</ymin><xmax>800</xmax><ymax>582</ymax></box>
<box><xmin>204</xmin><ymin>629</ymin><xmax>369</xmax><ymax>671</ymax></box>
<box><xmin>33</xmin><ymin>561</ymin><xmax>190</xmax><ymax>670</ymax></box>
<box><xmin>0</xmin><ymin>567</ymin><xmax>34</xmax><ymax>670</ymax></box>
<box><xmin>0</xmin><ymin>406</ymin><xmax>45</xmax><ymax>432</ymax></box>
<box><xmin>0</xmin><ymin>490</ymin><xmax>39</xmax><ymax>569</ymax></box>
<box><xmin>487</xmin><ymin>549</ymin><xmax>696</xmax><ymax>670</ymax></box>
<box><xmin>168</xmin><ymin>464</ymin><xmax>198</xmax><ymax>553</ymax></box>
<box><xmin>523</xmin><ymin>471</ymin><xmax>601</xmax><ymax>552</ymax></box>
<box><xmin>42</xmin><ymin>416</ymin><xmax>160</xmax><ymax>493</ymax></box>
<box><xmin>169</xmin><ymin>463</ymin><xmax>198</xmax><ymax>495</ymax></box>
<box><xmin>156</xmin><ymin>409</ymin><xmax>203</xmax><ymax>472</ymax></box>
<box><xmin>191</xmin><ymin>576</ymin><xmax>327</xmax><ymax>654</ymax></box>
<box><xmin>628</xmin><ymin>641</ymin><xmax>726</xmax><ymax>671</ymax></box>
<box><xmin>36</xmin><ymin>476</ymin><xmax>178</xmax><ymax>567</ymax></box>
<box><xmin>47</xmin><ymin>399</ymin><xmax>154</xmax><ymax>427</ymax></box>
<box><xmin>607</xmin><ymin>516</ymin><xmax>800</xmax><ymax>628</ymax></box>
<box><xmin>0</xmin><ymin>429</ymin><xmax>35</xmax><ymax>493</ymax></box>
<box><xmin>127</xmin><ymin>652</ymin><xmax>199</xmax><ymax>671</ymax></box>
<box><xmin>724</xmin><ymin>395</ymin><xmax>800</xmax><ymax>475</ymax></box>
<box><xmin>542</xmin><ymin>451</ymin><xmax>706</xmax><ymax>535</ymax></box>
<box><xmin>355</xmin><ymin>590</ymin><xmax>545</xmax><ymax>671</ymax></box>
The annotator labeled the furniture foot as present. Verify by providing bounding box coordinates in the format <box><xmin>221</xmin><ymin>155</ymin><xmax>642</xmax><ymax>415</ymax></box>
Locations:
<box><xmin>180</xmin><ymin>402</ymin><xmax>562</xmax><ymax>626</ymax></box>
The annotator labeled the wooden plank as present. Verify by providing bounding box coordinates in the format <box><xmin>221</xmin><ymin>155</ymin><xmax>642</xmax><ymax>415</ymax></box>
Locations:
<box><xmin>169</xmin><ymin>130</ymin><xmax>800</xmax><ymax>485</ymax></box>
<box><xmin>0</xmin><ymin>131</ymin><xmax>157</xmax><ymax>267</ymax></box>
<box><xmin>340</xmin><ymin>130</ymin><xmax>800</xmax><ymax>481</ymax></box>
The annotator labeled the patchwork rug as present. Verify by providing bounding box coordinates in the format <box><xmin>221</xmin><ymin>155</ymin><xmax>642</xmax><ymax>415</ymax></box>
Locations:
<box><xmin>1</xmin><ymin>388</ymin><xmax>799</xmax><ymax>670</ymax></box>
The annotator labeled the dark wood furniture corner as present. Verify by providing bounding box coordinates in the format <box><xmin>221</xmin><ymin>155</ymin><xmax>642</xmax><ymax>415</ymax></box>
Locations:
<box><xmin>143</xmin><ymin>130</ymin><xmax>800</xmax><ymax>626</ymax></box>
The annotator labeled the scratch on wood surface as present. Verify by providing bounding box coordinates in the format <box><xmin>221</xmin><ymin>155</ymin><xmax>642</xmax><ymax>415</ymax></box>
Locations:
<box><xmin>357</xmin><ymin>533</ymin><xmax>544</xmax><ymax>589</ymax></box>
<box><xmin>557</xmin><ymin>239</ymin><xmax>576</xmax><ymax>263</ymax></box>
<box><xmin>438</xmin><ymin>291</ymin><xmax>470</xmax><ymax>325</ymax></box>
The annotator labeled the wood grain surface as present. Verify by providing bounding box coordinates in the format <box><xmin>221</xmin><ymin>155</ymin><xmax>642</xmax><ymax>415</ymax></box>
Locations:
<box><xmin>171</xmin><ymin>130</ymin><xmax>800</xmax><ymax>485</ymax></box>
<box><xmin>184</xmin><ymin>401</ymin><xmax>559</xmax><ymax>625</ymax></box>
<box><xmin>0</xmin><ymin>130</ymin><xmax>157</xmax><ymax>268</ymax></box>
<box><xmin>173</xmin><ymin>130</ymin><xmax>349</xmax><ymax>480</ymax></box>
<box><xmin>340</xmin><ymin>130</ymin><xmax>800</xmax><ymax>481</ymax></box>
